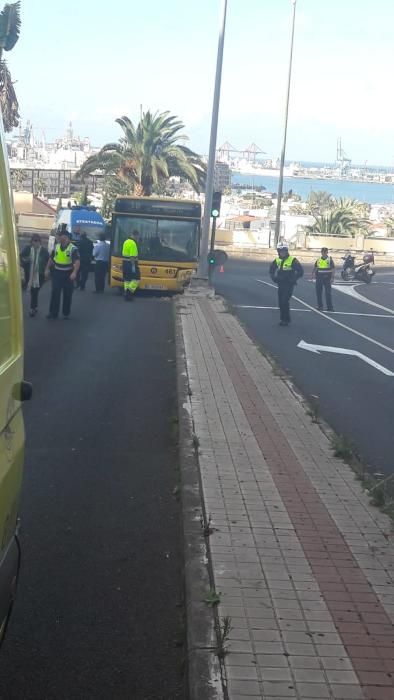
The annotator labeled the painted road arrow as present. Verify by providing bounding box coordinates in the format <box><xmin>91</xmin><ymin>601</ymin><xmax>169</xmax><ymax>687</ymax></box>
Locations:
<box><xmin>297</xmin><ymin>340</ymin><xmax>394</xmax><ymax>377</ymax></box>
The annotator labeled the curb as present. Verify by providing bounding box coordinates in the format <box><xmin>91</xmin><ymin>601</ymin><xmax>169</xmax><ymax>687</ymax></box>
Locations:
<box><xmin>175</xmin><ymin>301</ymin><xmax>226</xmax><ymax>700</ymax></box>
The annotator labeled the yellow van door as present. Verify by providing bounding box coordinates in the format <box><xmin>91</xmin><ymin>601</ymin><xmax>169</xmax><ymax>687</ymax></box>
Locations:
<box><xmin>0</xmin><ymin>124</ymin><xmax>26</xmax><ymax>640</ymax></box>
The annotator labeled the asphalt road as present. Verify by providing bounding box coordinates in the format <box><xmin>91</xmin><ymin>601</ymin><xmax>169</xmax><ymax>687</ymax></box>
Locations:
<box><xmin>0</xmin><ymin>282</ymin><xmax>185</xmax><ymax>699</ymax></box>
<box><xmin>213</xmin><ymin>258</ymin><xmax>394</xmax><ymax>476</ymax></box>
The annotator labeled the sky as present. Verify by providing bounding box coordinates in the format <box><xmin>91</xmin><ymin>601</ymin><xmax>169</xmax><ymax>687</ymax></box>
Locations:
<box><xmin>5</xmin><ymin>0</ymin><xmax>394</xmax><ymax>165</ymax></box>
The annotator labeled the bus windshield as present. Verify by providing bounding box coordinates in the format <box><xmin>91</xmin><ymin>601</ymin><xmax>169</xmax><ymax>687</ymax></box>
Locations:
<box><xmin>113</xmin><ymin>215</ymin><xmax>199</xmax><ymax>262</ymax></box>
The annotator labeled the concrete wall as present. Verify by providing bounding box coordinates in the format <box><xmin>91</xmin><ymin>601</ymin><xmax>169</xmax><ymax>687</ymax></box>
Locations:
<box><xmin>304</xmin><ymin>235</ymin><xmax>394</xmax><ymax>253</ymax></box>
<box><xmin>17</xmin><ymin>213</ymin><xmax>55</xmax><ymax>231</ymax></box>
<box><xmin>13</xmin><ymin>192</ymin><xmax>56</xmax><ymax>215</ymax></box>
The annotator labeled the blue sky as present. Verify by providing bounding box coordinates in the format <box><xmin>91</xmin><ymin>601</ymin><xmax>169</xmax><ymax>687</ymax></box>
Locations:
<box><xmin>6</xmin><ymin>0</ymin><xmax>394</xmax><ymax>165</ymax></box>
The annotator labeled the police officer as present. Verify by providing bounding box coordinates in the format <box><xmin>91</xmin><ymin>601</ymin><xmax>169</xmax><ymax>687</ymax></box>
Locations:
<box><xmin>269</xmin><ymin>244</ymin><xmax>303</xmax><ymax>326</ymax></box>
<box><xmin>45</xmin><ymin>227</ymin><xmax>80</xmax><ymax>319</ymax></box>
<box><xmin>122</xmin><ymin>230</ymin><xmax>140</xmax><ymax>301</ymax></box>
<box><xmin>313</xmin><ymin>247</ymin><xmax>335</xmax><ymax>311</ymax></box>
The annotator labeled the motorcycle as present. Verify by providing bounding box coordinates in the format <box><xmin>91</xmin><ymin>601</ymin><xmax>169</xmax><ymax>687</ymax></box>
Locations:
<box><xmin>341</xmin><ymin>254</ymin><xmax>375</xmax><ymax>283</ymax></box>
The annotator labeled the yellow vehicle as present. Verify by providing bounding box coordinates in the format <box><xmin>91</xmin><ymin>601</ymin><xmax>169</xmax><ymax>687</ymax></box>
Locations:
<box><xmin>0</xmin><ymin>117</ymin><xmax>30</xmax><ymax>644</ymax></box>
<box><xmin>109</xmin><ymin>196</ymin><xmax>201</xmax><ymax>292</ymax></box>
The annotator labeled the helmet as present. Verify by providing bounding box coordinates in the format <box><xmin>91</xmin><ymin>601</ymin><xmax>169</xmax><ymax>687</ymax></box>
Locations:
<box><xmin>277</xmin><ymin>243</ymin><xmax>288</xmax><ymax>251</ymax></box>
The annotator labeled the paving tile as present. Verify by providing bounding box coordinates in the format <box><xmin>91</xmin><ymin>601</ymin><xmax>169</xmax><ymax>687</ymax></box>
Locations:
<box><xmin>294</xmin><ymin>682</ymin><xmax>330</xmax><ymax>697</ymax></box>
<box><xmin>226</xmin><ymin>666</ymin><xmax>259</xmax><ymax>681</ymax></box>
<box><xmin>181</xmin><ymin>297</ymin><xmax>394</xmax><ymax>700</ymax></box>
<box><xmin>262</xmin><ymin>681</ymin><xmax>297</xmax><ymax>697</ymax></box>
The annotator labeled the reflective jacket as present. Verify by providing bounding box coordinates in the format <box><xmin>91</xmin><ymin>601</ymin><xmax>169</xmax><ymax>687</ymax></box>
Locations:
<box><xmin>270</xmin><ymin>255</ymin><xmax>303</xmax><ymax>285</ymax></box>
<box><xmin>53</xmin><ymin>243</ymin><xmax>77</xmax><ymax>271</ymax></box>
<box><xmin>315</xmin><ymin>256</ymin><xmax>334</xmax><ymax>274</ymax></box>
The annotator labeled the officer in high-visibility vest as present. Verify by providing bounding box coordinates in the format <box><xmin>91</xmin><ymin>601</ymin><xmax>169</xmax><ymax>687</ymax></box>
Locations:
<box><xmin>269</xmin><ymin>244</ymin><xmax>304</xmax><ymax>326</ymax></box>
<box><xmin>313</xmin><ymin>247</ymin><xmax>335</xmax><ymax>311</ymax></box>
<box><xmin>122</xmin><ymin>230</ymin><xmax>140</xmax><ymax>301</ymax></box>
<box><xmin>45</xmin><ymin>226</ymin><xmax>80</xmax><ymax>319</ymax></box>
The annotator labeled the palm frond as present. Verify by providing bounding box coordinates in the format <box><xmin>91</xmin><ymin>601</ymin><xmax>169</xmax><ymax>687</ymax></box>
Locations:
<box><xmin>0</xmin><ymin>59</ymin><xmax>18</xmax><ymax>130</ymax></box>
<box><xmin>0</xmin><ymin>2</ymin><xmax>21</xmax><ymax>51</ymax></box>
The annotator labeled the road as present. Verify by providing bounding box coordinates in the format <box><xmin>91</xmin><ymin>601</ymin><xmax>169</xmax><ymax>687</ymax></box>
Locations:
<box><xmin>214</xmin><ymin>258</ymin><xmax>394</xmax><ymax>476</ymax></box>
<box><xmin>0</xmin><ymin>284</ymin><xmax>185</xmax><ymax>700</ymax></box>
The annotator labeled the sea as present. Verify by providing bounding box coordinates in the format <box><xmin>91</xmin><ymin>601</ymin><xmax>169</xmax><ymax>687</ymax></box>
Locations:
<box><xmin>232</xmin><ymin>171</ymin><xmax>394</xmax><ymax>205</ymax></box>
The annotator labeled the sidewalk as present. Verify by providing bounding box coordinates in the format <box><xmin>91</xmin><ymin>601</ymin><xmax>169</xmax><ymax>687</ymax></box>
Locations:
<box><xmin>178</xmin><ymin>290</ymin><xmax>394</xmax><ymax>700</ymax></box>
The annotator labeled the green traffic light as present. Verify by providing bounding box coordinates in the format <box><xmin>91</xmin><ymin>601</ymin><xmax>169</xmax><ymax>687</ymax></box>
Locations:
<box><xmin>211</xmin><ymin>209</ymin><xmax>219</xmax><ymax>218</ymax></box>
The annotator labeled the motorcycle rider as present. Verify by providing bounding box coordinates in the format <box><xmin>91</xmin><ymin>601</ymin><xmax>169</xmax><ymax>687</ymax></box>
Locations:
<box><xmin>313</xmin><ymin>247</ymin><xmax>335</xmax><ymax>311</ymax></box>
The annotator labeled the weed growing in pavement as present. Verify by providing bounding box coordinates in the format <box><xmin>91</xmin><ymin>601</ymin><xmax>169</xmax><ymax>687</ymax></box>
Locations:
<box><xmin>192</xmin><ymin>433</ymin><xmax>200</xmax><ymax>450</ymax></box>
<box><xmin>204</xmin><ymin>589</ymin><xmax>222</xmax><ymax>607</ymax></box>
<box><xmin>330</xmin><ymin>434</ymin><xmax>354</xmax><ymax>462</ymax></box>
<box><xmin>216</xmin><ymin>616</ymin><xmax>233</xmax><ymax>659</ymax></box>
<box><xmin>368</xmin><ymin>474</ymin><xmax>394</xmax><ymax>520</ymax></box>
<box><xmin>306</xmin><ymin>395</ymin><xmax>320</xmax><ymax>424</ymax></box>
<box><xmin>200</xmin><ymin>513</ymin><xmax>214</xmax><ymax>537</ymax></box>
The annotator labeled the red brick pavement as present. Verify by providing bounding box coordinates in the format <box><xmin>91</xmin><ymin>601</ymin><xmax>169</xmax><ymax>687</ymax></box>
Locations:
<box><xmin>201</xmin><ymin>299</ymin><xmax>394</xmax><ymax>700</ymax></box>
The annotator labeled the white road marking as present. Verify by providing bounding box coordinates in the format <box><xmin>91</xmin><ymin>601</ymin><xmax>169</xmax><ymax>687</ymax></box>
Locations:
<box><xmin>332</xmin><ymin>284</ymin><xmax>394</xmax><ymax>315</ymax></box>
<box><xmin>236</xmin><ymin>304</ymin><xmax>394</xmax><ymax>318</ymax></box>
<box><xmin>255</xmin><ymin>279</ymin><xmax>394</xmax><ymax>355</ymax></box>
<box><xmin>236</xmin><ymin>305</ymin><xmax>309</xmax><ymax>312</ymax></box>
<box><xmin>298</xmin><ymin>339</ymin><xmax>394</xmax><ymax>377</ymax></box>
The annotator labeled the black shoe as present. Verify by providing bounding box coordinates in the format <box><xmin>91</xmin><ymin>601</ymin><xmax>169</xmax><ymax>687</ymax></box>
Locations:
<box><xmin>279</xmin><ymin>320</ymin><xmax>289</xmax><ymax>326</ymax></box>
<box><xmin>317</xmin><ymin>306</ymin><xmax>323</xmax><ymax>311</ymax></box>
<box><xmin>327</xmin><ymin>307</ymin><xmax>334</xmax><ymax>312</ymax></box>
<box><xmin>29</xmin><ymin>309</ymin><xmax>36</xmax><ymax>317</ymax></box>
<box><xmin>63</xmin><ymin>315</ymin><xmax>70</xmax><ymax>320</ymax></box>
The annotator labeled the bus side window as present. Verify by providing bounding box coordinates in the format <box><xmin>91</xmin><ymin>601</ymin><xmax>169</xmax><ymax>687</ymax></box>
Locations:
<box><xmin>0</xmin><ymin>187</ymin><xmax>13</xmax><ymax>367</ymax></box>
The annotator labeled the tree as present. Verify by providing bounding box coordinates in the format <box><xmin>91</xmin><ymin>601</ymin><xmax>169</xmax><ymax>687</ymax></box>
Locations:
<box><xmin>11</xmin><ymin>167</ymin><xmax>24</xmax><ymax>189</ymax></box>
<box><xmin>0</xmin><ymin>2</ymin><xmax>21</xmax><ymax>132</ymax></box>
<box><xmin>34</xmin><ymin>177</ymin><xmax>46</xmax><ymax>198</ymax></box>
<box><xmin>307</xmin><ymin>206</ymin><xmax>369</xmax><ymax>237</ymax></box>
<box><xmin>384</xmin><ymin>217</ymin><xmax>394</xmax><ymax>237</ymax></box>
<box><xmin>306</xmin><ymin>190</ymin><xmax>334</xmax><ymax>216</ymax></box>
<box><xmin>78</xmin><ymin>110</ymin><xmax>206</xmax><ymax>196</ymax></box>
<box><xmin>100</xmin><ymin>173</ymin><xmax>131</xmax><ymax>219</ymax></box>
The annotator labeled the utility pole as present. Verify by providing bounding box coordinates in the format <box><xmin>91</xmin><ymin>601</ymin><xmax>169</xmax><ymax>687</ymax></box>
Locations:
<box><xmin>274</xmin><ymin>0</ymin><xmax>297</xmax><ymax>248</ymax></box>
<box><xmin>196</xmin><ymin>0</ymin><xmax>228</xmax><ymax>280</ymax></box>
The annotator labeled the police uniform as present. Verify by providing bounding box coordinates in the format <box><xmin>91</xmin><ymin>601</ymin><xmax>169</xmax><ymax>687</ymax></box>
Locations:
<box><xmin>314</xmin><ymin>254</ymin><xmax>335</xmax><ymax>311</ymax></box>
<box><xmin>122</xmin><ymin>237</ymin><xmax>140</xmax><ymax>300</ymax></box>
<box><xmin>269</xmin><ymin>248</ymin><xmax>304</xmax><ymax>325</ymax></box>
<box><xmin>48</xmin><ymin>241</ymin><xmax>79</xmax><ymax>318</ymax></box>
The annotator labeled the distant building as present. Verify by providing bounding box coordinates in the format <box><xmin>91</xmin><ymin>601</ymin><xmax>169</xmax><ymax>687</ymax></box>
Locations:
<box><xmin>214</xmin><ymin>161</ymin><xmax>231</xmax><ymax>192</ymax></box>
<box><xmin>10</xmin><ymin>168</ymin><xmax>72</xmax><ymax>197</ymax></box>
<box><xmin>7</xmin><ymin>120</ymin><xmax>98</xmax><ymax>170</ymax></box>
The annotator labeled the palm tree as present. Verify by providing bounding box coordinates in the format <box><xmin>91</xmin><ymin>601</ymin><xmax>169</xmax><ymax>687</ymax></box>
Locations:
<box><xmin>78</xmin><ymin>110</ymin><xmax>206</xmax><ymax>196</ymax></box>
<box><xmin>307</xmin><ymin>191</ymin><xmax>334</xmax><ymax>215</ymax></box>
<box><xmin>308</xmin><ymin>206</ymin><xmax>369</xmax><ymax>237</ymax></box>
<box><xmin>0</xmin><ymin>2</ymin><xmax>21</xmax><ymax>132</ymax></box>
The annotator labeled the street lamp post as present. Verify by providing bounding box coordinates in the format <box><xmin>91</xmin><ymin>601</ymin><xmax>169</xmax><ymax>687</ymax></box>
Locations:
<box><xmin>196</xmin><ymin>0</ymin><xmax>228</xmax><ymax>280</ymax></box>
<box><xmin>274</xmin><ymin>0</ymin><xmax>297</xmax><ymax>248</ymax></box>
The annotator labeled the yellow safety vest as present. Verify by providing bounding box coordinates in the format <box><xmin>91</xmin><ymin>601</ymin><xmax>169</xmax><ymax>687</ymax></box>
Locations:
<box><xmin>275</xmin><ymin>255</ymin><xmax>294</xmax><ymax>270</ymax></box>
<box><xmin>54</xmin><ymin>243</ymin><xmax>75</xmax><ymax>271</ymax></box>
<box><xmin>316</xmin><ymin>257</ymin><xmax>331</xmax><ymax>269</ymax></box>
<box><xmin>122</xmin><ymin>239</ymin><xmax>138</xmax><ymax>258</ymax></box>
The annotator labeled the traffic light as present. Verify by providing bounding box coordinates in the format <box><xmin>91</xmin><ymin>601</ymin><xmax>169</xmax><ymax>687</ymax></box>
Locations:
<box><xmin>211</xmin><ymin>191</ymin><xmax>222</xmax><ymax>218</ymax></box>
<box><xmin>208</xmin><ymin>251</ymin><xmax>217</xmax><ymax>266</ymax></box>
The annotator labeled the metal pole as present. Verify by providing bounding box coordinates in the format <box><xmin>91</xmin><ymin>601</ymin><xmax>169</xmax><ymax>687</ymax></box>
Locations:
<box><xmin>274</xmin><ymin>0</ymin><xmax>297</xmax><ymax>248</ymax></box>
<box><xmin>196</xmin><ymin>0</ymin><xmax>228</xmax><ymax>279</ymax></box>
<box><xmin>208</xmin><ymin>218</ymin><xmax>217</xmax><ymax>285</ymax></box>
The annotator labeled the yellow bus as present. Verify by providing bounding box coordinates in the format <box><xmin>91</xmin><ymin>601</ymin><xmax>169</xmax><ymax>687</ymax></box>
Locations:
<box><xmin>0</xmin><ymin>115</ymin><xmax>30</xmax><ymax>644</ymax></box>
<box><xmin>109</xmin><ymin>196</ymin><xmax>201</xmax><ymax>292</ymax></box>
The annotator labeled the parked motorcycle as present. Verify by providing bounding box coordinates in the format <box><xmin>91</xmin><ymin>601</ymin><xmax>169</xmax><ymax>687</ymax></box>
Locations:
<box><xmin>341</xmin><ymin>254</ymin><xmax>375</xmax><ymax>283</ymax></box>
